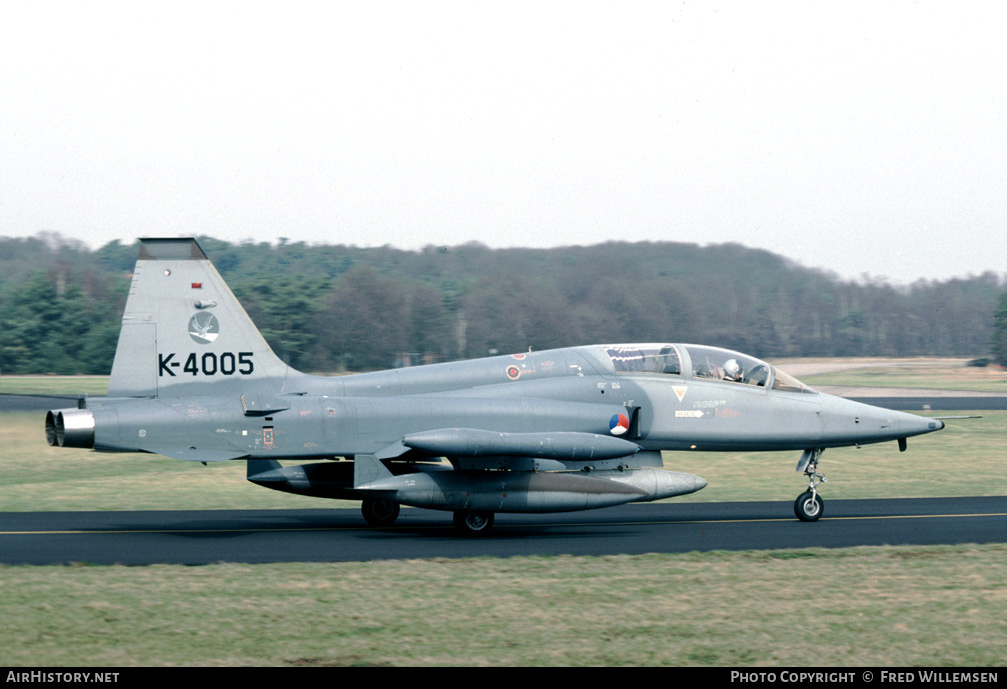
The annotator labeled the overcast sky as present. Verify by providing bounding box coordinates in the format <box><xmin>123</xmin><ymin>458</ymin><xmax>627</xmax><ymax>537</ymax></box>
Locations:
<box><xmin>1</xmin><ymin>1</ymin><xmax>1004</xmax><ymax>284</ymax></box>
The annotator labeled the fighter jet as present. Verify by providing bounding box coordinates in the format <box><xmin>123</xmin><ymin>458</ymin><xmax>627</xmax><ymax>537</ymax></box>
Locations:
<box><xmin>45</xmin><ymin>238</ymin><xmax>945</xmax><ymax>534</ymax></box>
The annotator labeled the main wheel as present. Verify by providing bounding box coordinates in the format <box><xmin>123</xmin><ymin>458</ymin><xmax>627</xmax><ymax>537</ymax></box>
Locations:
<box><xmin>794</xmin><ymin>491</ymin><xmax>824</xmax><ymax>522</ymax></box>
<box><xmin>361</xmin><ymin>498</ymin><xmax>400</xmax><ymax>526</ymax></box>
<box><xmin>453</xmin><ymin>511</ymin><xmax>495</xmax><ymax>536</ymax></box>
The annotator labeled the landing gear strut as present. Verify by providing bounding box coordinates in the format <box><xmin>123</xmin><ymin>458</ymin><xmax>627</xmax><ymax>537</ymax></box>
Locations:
<box><xmin>794</xmin><ymin>449</ymin><xmax>827</xmax><ymax>522</ymax></box>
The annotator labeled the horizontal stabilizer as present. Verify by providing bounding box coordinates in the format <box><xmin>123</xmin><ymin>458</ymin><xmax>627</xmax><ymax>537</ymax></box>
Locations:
<box><xmin>145</xmin><ymin>447</ymin><xmax>249</xmax><ymax>462</ymax></box>
<box><xmin>241</xmin><ymin>394</ymin><xmax>291</xmax><ymax>416</ymax></box>
<box><xmin>403</xmin><ymin>428</ymin><xmax>641</xmax><ymax>460</ymax></box>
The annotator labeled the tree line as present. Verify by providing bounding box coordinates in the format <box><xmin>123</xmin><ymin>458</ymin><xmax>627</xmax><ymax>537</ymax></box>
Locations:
<box><xmin>0</xmin><ymin>232</ymin><xmax>1004</xmax><ymax>375</ymax></box>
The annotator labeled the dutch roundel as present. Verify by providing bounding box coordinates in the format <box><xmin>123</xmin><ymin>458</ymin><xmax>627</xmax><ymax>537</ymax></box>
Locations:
<box><xmin>609</xmin><ymin>413</ymin><xmax>630</xmax><ymax>436</ymax></box>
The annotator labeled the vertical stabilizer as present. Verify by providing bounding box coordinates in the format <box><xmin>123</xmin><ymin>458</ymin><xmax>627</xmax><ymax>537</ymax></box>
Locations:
<box><xmin>107</xmin><ymin>238</ymin><xmax>295</xmax><ymax>398</ymax></box>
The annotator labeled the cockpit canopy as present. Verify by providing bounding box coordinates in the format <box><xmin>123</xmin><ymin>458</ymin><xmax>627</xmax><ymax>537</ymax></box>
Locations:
<box><xmin>602</xmin><ymin>344</ymin><xmax>815</xmax><ymax>394</ymax></box>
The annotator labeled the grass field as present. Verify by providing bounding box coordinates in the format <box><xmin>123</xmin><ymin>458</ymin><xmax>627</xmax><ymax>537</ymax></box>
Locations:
<box><xmin>0</xmin><ymin>375</ymin><xmax>110</xmax><ymax>396</ymax></box>
<box><xmin>2</xmin><ymin>546</ymin><xmax>1005</xmax><ymax>667</ymax></box>
<box><xmin>1</xmin><ymin>362</ymin><xmax>1005</xmax><ymax>666</ymax></box>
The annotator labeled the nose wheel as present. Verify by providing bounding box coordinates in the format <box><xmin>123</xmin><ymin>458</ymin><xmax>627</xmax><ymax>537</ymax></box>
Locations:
<box><xmin>794</xmin><ymin>449</ymin><xmax>827</xmax><ymax>522</ymax></box>
<box><xmin>795</xmin><ymin>490</ymin><xmax>823</xmax><ymax>521</ymax></box>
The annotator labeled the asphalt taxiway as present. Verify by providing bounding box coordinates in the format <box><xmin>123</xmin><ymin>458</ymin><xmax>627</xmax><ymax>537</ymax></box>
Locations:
<box><xmin>2</xmin><ymin>497</ymin><xmax>1004</xmax><ymax>565</ymax></box>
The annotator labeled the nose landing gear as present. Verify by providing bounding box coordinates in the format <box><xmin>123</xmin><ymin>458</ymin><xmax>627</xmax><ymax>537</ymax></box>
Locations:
<box><xmin>794</xmin><ymin>449</ymin><xmax>827</xmax><ymax>522</ymax></box>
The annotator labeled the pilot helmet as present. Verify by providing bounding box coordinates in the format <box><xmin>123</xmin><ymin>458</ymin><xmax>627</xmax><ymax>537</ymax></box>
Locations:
<box><xmin>723</xmin><ymin>358</ymin><xmax>740</xmax><ymax>379</ymax></box>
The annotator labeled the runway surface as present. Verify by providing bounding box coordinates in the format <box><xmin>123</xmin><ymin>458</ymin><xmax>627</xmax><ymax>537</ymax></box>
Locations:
<box><xmin>3</xmin><ymin>497</ymin><xmax>1005</xmax><ymax>565</ymax></box>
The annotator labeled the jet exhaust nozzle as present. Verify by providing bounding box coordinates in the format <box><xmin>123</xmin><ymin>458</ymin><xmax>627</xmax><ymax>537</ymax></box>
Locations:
<box><xmin>45</xmin><ymin>409</ymin><xmax>95</xmax><ymax>448</ymax></box>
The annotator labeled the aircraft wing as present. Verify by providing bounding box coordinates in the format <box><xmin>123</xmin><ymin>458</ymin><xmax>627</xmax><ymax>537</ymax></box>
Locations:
<box><xmin>402</xmin><ymin>428</ymin><xmax>641</xmax><ymax>461</ymax></box>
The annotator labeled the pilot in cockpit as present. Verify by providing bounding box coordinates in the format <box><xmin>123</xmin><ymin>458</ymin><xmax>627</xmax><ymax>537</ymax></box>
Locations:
<box><xmin>723</xmin><ymin>358</ymin><xmax>743</xmax><ymax>382</ymax></box>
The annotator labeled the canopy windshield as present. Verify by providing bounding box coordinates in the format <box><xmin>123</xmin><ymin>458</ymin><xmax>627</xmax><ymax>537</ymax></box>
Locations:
<box><xmin>603</xmin><ymin>344</ymin><xmax>815</xmax><ymax>393</ymax></box>
<box><xmin>769</xmin><ymin>367</ymin><xmax>816</xmax><ymax>394</ymax></box>
<box><xmin>685</xmin><ymin>345</ymin><xmax>769</xmax><ymax>387</ymax></box>
<box><xmin>604</xmin><ymin>345</ymin><xmax>683</xmax><ymax>375</ymax></box>
<box><xmin>684</xmin><ymin>345</ymin><xmax>816</xmax><ymax>393</ymax></box>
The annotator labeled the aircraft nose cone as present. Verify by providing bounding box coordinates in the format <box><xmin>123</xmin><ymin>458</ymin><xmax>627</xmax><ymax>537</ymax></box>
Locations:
<box><xmin>820</xmin><ymin>395</ymin><xmax>945</xmax><ymax>446</ymax></box>
<box><xmin>899</xmin><ymin>412</ymin><xmax>944</xmax><ymax>437</ymax></box>
<box><xmin>873</xmin><ymin>409</ymin><xmax>944</xmax><ymax>450</ymax></box>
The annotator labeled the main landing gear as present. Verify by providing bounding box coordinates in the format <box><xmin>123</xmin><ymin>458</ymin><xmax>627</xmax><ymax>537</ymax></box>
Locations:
<box><xmin>794</xmin><ymin>448</ymin><xmax>827</xmax><ymax>522</ymax></box>
<box><xmin>361</xmin><ymin>500</ymin><xmax>496</xmax><ymax>535</ymax></box>
<box><xmin>361</xmin><ymin>498</ymin><xmax>401</xmax><ymax>526</ymax></box>
<box><xmin>453</xmin><ymin>511</ymin><xmax>495</xmax><ymax>536</ymax></box>
<box><xmin>364</xmin><ymin>469</ymin><xmax>827</xmax><ymax>529</ymax></box>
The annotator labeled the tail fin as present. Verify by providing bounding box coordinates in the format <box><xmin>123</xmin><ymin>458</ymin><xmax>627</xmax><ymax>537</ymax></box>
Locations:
<box><xmin>107</xmin><ymin>238</ymin><xmax>296</xmax><ymax>398</ymax></box>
